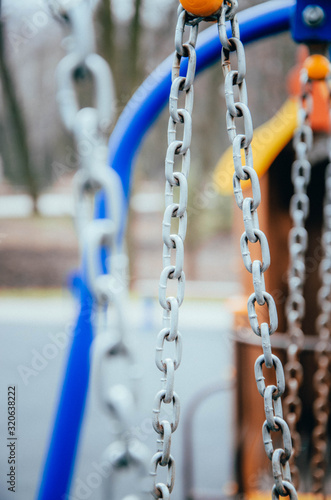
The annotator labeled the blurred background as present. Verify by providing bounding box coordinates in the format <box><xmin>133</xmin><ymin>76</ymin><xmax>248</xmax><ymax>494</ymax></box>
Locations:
<box><xmin>0</xmin><ymin>0</ymin><xmax>298</xmax><ymax>499</ymax></box>
<box><xmin>0</xmin><ymin>0</ymin><xmax>296</xmax><ymax>290</ymax></box>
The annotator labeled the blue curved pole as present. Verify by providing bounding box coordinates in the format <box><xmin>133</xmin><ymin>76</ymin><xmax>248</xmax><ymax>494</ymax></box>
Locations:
<box><xmin>37</xmin><ymin>2</ymin><xmax>294</xmax><ymax>499</ymax></box>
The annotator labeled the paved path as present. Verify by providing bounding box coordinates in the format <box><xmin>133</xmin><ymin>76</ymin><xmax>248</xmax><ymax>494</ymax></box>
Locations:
<box><xmin>0</xmin><ymin>293</ymin><xmax>235</xmax><ymax>500</ymax></box>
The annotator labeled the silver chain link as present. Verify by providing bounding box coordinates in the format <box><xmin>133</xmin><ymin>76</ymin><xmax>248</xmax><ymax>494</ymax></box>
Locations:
<box><xmin>311</xmin><ymin>80</ymin><xmax>331</xmax><ymax>492</ymax></box>
<box><xmin>50</xmin><ymin>2</ymin><xmax>150</xmax><ymax>498</ymax></box>
<box><xmin>150</xmin><ymin>6</ymin><xmax>199</xmax><ymax>498</ymax></box>
<box><xmin>217</xmin><ymin>2</ymin><xmax>298</xmax><ymax>498</ymax></box>
<box><xmin>283</xmin><ymin>69</ymin><xmax>313</xmax><ymax>489</ymax></box>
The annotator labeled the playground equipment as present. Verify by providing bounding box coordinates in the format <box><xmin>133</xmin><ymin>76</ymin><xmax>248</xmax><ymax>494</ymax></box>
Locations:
<box><xmin>33</xmin><ymin>0</ymin><xmax>331</xmax><ymax>499</ymax></box>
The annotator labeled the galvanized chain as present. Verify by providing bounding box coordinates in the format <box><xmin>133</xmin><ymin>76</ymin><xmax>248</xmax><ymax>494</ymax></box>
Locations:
<box><xmin>50</xmin><ymin>1</ymin><xmax>149</xmax><ymax>498</ymax></box>
<box><xmin>217</xmin><ymin>2</ymin><xmax>298</xmax><ymax>498</ymax></box>
<box><xmin>311</xmin><ymin>82</ymin><xmax>331</xmax><ymax>493</ymax></box>
<box><xmin>52</xmin><ymin>0</ymin><xmax>117</xmax><ymax>246</ymax></box>
<box><xmin>283</xmin><ymin>69</ymin><xmax>313</xmax><ymax>488</ymax></box>
<box><xmin>150</xmin><ymin>7</ymin><xmax>200</xmax><ymax>499</ymax></box>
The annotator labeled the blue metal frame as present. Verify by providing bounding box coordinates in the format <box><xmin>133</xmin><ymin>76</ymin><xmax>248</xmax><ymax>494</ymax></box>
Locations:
<box><xmin>291</xmin><ymin>0</ymin><xmax>331</xmax><ymax>43</ymax></box>
<box><xmin>36</xmin><ymin>2</ymin><xmax>295</xmax><ymax>499</ymax></box>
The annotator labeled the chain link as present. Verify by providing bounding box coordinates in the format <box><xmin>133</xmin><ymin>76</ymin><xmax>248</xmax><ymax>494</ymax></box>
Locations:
<box><xmin>150</xmin><ymin>7</ymin><xmax>199</xmax><ymax>498</ymax></box>
<box><xmin>50</xmin><ymin>2</ymin><xmax>149</xmax><ymax>498</ymax></box>
<box><xmin>217</xmin><ymin>3</ymin><xmax>298</xmax><ymax>498</ymax></box>
<box><xmin>283</xmin><ymin>69</ymin><xmax>313</xmax><ymax>488</ymax></box>
<box><xmin>311</xmin><ymin>100</ymin><xmax>331</xmax><ymax>492</ymax></box>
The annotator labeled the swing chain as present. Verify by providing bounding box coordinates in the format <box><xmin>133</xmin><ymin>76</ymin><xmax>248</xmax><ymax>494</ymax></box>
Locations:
<box><xmin>50</xmin><ymin>0</ymin><xmax>117</xmax><ymax>244</ymax></box>
<box><xmin>151</xmin><ymin>9</ymin><xmax>199</xmax><ymax>499</ymax></box>
<box><xmin>51</xmin><ymin>2</ymin><xmax>150</xmax><ymax>498</ymax></box>
<box><xmin>311</xmin><ymin>143</ymin><xmax>331</xmax><ymax>492</ymax></box>
<box><xmin>218</xmin><ymin>3</ymin><xmax>298</xmax><ymax>498</ymax></box>
<box><xmin>284</xmin><ymin>70</ymin><xmax>313</xmax><ymax>488</ymax></box>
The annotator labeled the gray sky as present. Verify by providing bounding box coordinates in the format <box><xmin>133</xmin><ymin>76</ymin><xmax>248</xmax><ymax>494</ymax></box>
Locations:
<box><xmin>2</xmin><ymin>0</ymin><xmax>176</xmax><ymax>27</ymax></box>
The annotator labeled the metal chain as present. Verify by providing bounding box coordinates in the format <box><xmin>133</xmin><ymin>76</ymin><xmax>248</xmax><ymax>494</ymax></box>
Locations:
<box><xmin>52</xmin><ymin>0</ymin><xmax>117</xmax><ymax>245</ymax></box>
<box><xmin>150</xmin><ymin>7</ymin><xmax>199</xmax><ymax>499</ymax></box>
<box><xmin>217</xmin><ymin>2</ymin><xmax>298</xmax><ymax>498</ymax></box>
<box><xmin>283</xmin><ymin>69</ymin><xmax>313</xmax><ymax>488</ymax></box>
<box><xmin>311</xmin><ymin>93</ymin><xmax>331</xmax><ymax>493</ymax></box>
<box><xmin>50</xmin><ymin>1</ymin><xmax>149</xmax><ymax>498</ymax></box>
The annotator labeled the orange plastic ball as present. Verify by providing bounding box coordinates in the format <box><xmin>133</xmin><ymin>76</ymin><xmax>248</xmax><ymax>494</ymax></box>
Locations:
<box><xmin>303</xmin><ymin>54</ymin><xmax>330</xmax><ymax>80</ymax></box>
<box><xmin>179</xmin><ymin>0</ymin><xmax>223</xmax><ymax>17</ymax></box>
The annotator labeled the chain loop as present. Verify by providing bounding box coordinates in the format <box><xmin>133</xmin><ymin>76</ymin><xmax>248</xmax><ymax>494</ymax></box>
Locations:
<box><xmin>162</xmin><ymin>204</ymin><xmax>187</xmax><ymax>248</ymax></box>
<box><xmin>243</xmin><ymin>198</ymin><xmax>259</xmax><ymax>244</ymax></box>
<box><xmin>262</xmin><ymin>417</ymin><xmax>292</xmax><ymax>462</ymax></box>
<box><xmin>158</xmin><ymin>420</ymin><xmax>172</xmax><ymax>466</ymax></box>
<box><xmin>169</xmin><ymin>77</ymin><xmax>194</xmax><ymax>123</ymax></box>
<box><xmin>264</xmin><ymin>385</ymin><xmax>283</xmax><ymax>431</ymax></box>
<box><xmin>226</xmin><ymin>103</ymin><xmax>253</xmax><ymax>147</ymax></box>
<box><xmin>272</xmin><ymin>449</ymin><xmax>292</xmax><ymax>497</ymax></box>
<box><xmin>252</xmin><ymin>260</ymin><xmax>266</xmax><ymax>306</ymax></box>
<box><xmin>56</xmin><ymin>52</ymin><xmax>114</xmax><ymax>134</ymax></box>
<box><xmin>217</xmin><ymin>0</ymin><xmax>239</xmax><ymax>51</ymax></box>
<box><xmin>232</xmin><ymin>135</ymin><xmax>253</xmax><ymax>179</ymax></box>
<box><xmin>255</xmin><ymin>355</ymin><xmax>286</xmax><ymax>399</ymax></box>
<box><xmin>240</xmin><ymin>230</ymin><xmax>270</xmax><ymax>273</ymax></box>
<box><xmin>155</xmin><ymin>329</ymin><xmax>182</xmax><ymax>372</ymax></box>
<box><xmin>247</xmin><ymin>292</ymin><xmax>278</xmax><ymax>336</ymax></box>
<box><xmin>153</xmin><ymin>390</ymin><xmax>180</xmax><ymax>435</ymax></box>
<box><xmin>224</xmin><ymin>70</ymin><xmax>248</xmax><ymax>117</ymax></box>
<box><xmin>151</xmin><ymin>453</ymin><xmax>175</xmax><ymax>499</ymax></box>
<box><xmin>233</xmin><ymin>166</ymin><xmax>261</xmax><ymax>211</ymax></box>
<box><xmin>271</xmin><ymin>481</ymin><xmax>298</xmax><ymax>500</ymax></box>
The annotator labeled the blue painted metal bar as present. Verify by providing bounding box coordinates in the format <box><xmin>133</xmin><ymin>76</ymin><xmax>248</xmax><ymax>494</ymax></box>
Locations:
<box><xmin>291</xmin><ymin>0</ymin><xmax>331</xmax><ymax>43</ymax></box>
<box><xmin>37</xmin><ymin>273</ymin><xmax>94</xmax><ymax>500</ymax></box>
<box><xmin>37</xmin><ymin>2</ymin><xmax>295</xmax><ymax>499</ymax></box>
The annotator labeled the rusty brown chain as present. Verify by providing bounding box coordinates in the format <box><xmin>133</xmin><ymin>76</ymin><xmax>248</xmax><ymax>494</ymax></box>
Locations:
<box><xmin>284</xmin><ymin>69</ymin><xmax>313</xmax><ymax>489</ymax></box>
<box><xmin>311</xmin><ymin>100</ymin><xmax>331</xmax><ymax>492</ymax></box>
<box><xmin>217</xmin><ymin>1</ymin><xmax>298</xmax><ymax>498</ymax></box>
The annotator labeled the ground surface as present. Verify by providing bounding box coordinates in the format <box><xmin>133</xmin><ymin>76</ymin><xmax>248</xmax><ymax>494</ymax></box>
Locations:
<box><xmin>0</xmin><ymin>213</ymin><xmax>240</xmax><ymax>289</ymax></box>
<box><xmin>0</xmin><ymin>217</ymin><xmax>79</xmax><ymax>288</ymax></box>
<box><xmin>0</xmin><ymin>293</ymin><xmax>235</xmax><ymax>500</ymax></box>
<box><xmin>0</xmin><ymin>206</ymin><xmax>240</xmax><ymax>499</ymax></box>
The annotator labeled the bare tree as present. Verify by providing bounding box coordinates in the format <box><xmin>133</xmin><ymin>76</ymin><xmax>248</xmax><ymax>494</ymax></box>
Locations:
<box><xmin>0</xmin><ymin>13</ymin><xmax>38</xmax><ymax>209</ymax></box>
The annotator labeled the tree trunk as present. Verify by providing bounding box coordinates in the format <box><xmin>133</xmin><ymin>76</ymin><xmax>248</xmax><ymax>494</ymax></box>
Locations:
<box><xmin>0</xmin><ymin>17</ymin><xmax>39</xmax><ymax>210</ymax></box>
<box><xmin>95</xmin><ymin>0</ymin><xmax>115</xmax><ymax>69</ymax></box>
<box><xmin>129</xmin><ymin>0</ymin><xmax>142</xmax><ymax>89</ymax></box>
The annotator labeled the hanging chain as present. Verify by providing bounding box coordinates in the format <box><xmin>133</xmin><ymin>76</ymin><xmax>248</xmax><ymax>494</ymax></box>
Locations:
<box><xmin>50</xmin><ymin>1</ymin><xmax>150</xmax><ymax>498</ymax></box>
<box><xmin>311</xmin><ymin>78</ymin><xmax>331</xmax><ymax>492</ymax></box>
<box><xmin>150</xmin><ymin>7</ymin><xmax>199</xmax><ymax>499</ymax></box>
<box><xmin>283</xmin><ymin>69</ymin><xmax>313</xmax><ymax>488</ymax></box>
<box><xmin>50</xmin><ymin>0</ymin><xmax>117</xmax><ymax>245</ymax></box>
<box><xmin>218</xmin><ymin>2</ymin><xmax>298</xmax><ymax>498</ymax></box>
<box><xmin>311</xmin><ymin>161</ymin><xmax>331</xmax><ymax>494</ymax></box>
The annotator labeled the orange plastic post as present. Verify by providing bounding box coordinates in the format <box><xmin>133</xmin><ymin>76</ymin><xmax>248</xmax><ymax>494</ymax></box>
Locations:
<box><xmin>179</xmin><ymin>0</ymin><xmax>223</xmax><ymax>17</ymax></box>
<box><xmin>303</xmin><ymin>54</ymin><xmax>330</xmax><ymax>80</ymax></box>
<box><xmin>287</xmin><ymin>51</ymin><xmax>331</xmax><ymax>134</ymax></box>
